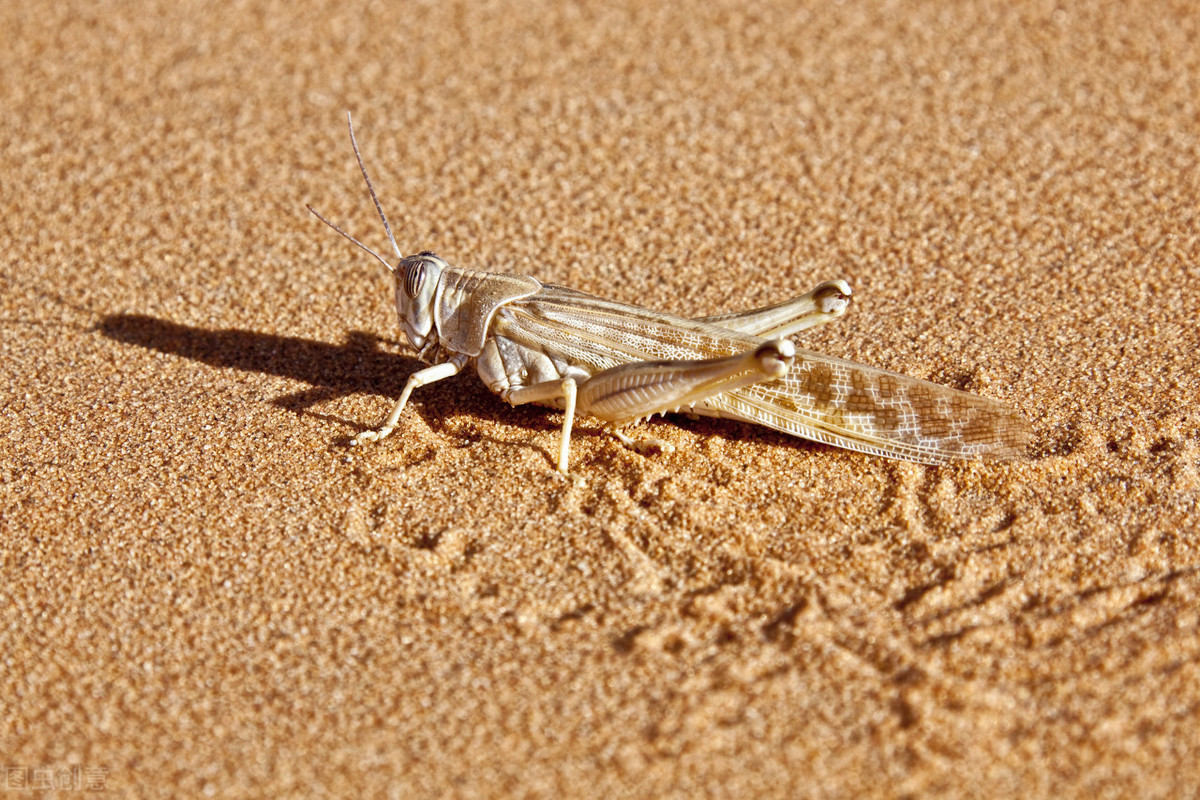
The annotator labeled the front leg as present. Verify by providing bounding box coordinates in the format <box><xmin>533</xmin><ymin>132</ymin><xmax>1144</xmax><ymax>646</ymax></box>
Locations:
<box><xmin>352</xmin><ymin>356</ymin><xmax>467</xmax><ymax>446</ymax></box>
<box><xmin>504</xmin><ymin>339</ymin><xmax>794</xmax><ymax>474</ymax></box>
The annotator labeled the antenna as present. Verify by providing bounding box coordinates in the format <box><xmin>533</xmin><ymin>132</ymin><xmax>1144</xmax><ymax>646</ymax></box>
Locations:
<box><xmin>347</xmin><ymin>111</ymin><xmax>404</xmax><ymax>261</ymax></box>
<box><xmin>306</xmin><ymin>204</ymin><xmax>395</xmax><ymax>273</ymax></box>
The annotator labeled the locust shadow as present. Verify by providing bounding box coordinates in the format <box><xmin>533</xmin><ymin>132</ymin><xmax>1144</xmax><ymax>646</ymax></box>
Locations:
<box><xmin>97</xmin><ymin>313</ymin><xmax>523</xmax><ymax>437</ymax></box>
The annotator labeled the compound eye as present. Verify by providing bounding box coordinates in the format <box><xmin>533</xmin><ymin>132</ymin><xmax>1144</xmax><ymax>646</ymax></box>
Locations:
<box><xmin>403</xmin><ymin>260</ymin><xmax>425</xmax><ymax>298</ymax></box>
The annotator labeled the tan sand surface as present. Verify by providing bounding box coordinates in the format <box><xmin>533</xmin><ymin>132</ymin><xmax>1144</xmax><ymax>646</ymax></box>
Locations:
<box><xmin>2</xmin><ymin>0</ymin><xmax>1199</xmax><ymax>796</ymax></box>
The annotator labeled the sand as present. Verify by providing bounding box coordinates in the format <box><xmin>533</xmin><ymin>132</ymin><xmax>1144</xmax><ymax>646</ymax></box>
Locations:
<box><xmin>2</xmin><ymin>0</ymin><xmax>1198</xmax><ymax>796</ymax></box>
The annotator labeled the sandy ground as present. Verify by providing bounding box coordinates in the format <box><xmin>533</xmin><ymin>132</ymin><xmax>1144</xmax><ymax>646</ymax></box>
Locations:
<box><xmin>3</xmin><ymin>0</ymin><xmax>1199</xmax><ymax>797</ymax></box>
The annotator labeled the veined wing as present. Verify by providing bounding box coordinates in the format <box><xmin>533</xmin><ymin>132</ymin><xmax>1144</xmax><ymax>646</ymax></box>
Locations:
<box><xmin>499</xmin><ymin>284</ymin><xmax>1031</xmax><ymax>464</ymax></box>
<box><xmin>701</xmin><ymin>350</ymin><xmax>1032</xmax><ymax>464</ymax></box>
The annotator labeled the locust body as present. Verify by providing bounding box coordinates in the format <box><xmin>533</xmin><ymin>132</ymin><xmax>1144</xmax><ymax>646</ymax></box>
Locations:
<box><xmin>311</xmin><ymin>116</ymin><xmax>1031</xmax><ymax>473</ymax></box>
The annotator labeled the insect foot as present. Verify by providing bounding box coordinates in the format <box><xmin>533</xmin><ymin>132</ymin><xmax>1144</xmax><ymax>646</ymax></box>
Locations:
<box><xmin>609</xmin><ymin>426</ymin><xmax>677</xmax><ymax>456</ymax></box>
<box><xmin>350</xmin><ymin>429</ymin><xmax>385</xmax><ymax>446</ymax></box>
